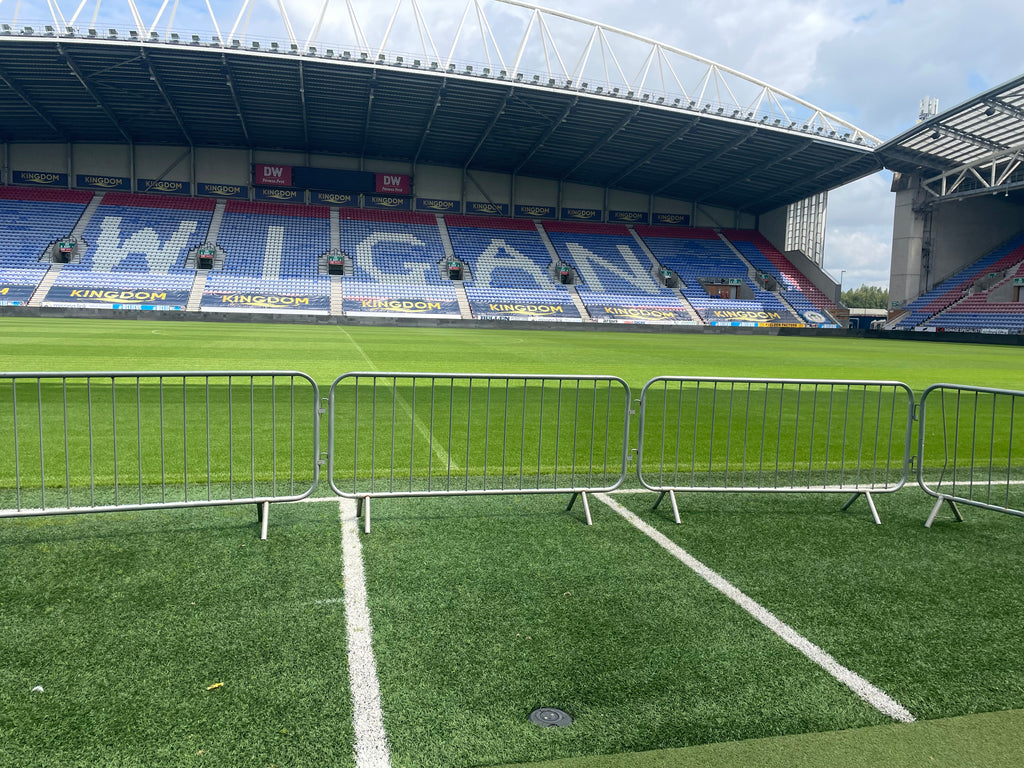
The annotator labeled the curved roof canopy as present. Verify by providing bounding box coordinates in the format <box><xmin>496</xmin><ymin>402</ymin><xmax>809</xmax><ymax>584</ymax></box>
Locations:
<box><xmin>876</xmin><ymin>73</ymin><xmax>1024</xmax><ymax>203</ymax></box>
<box><xmin>0</xmin><ymin>1</ymin><xmax>882</xmax><ymax>213</ymax></box>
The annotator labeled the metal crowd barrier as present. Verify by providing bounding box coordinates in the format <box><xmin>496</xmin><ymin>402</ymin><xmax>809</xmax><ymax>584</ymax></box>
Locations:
<box><xmin>327</xmin><ymin>372</ymin><xmax>631</xmax><ymax>532</ymax></box>
<box><xmin>0</xmin><ymin>371</ymin><xmax>321</xmax><ymax>539</ymax></box>
<box><xmin>917</xmin><ymin>383</ymin><xmax>1024</xmax><ymax>527</ymax></box>
<box><xmin>637</xmin><ymin>377</ymin><xmax>916</xmax><ymax>524</ymax></box>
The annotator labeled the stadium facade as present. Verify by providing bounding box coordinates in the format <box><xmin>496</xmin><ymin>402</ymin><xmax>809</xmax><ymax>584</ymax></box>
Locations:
<box><xmin>1</xmin><ymin>1</ymin><xmax>1021</xmax><ymax>331</ymax></box>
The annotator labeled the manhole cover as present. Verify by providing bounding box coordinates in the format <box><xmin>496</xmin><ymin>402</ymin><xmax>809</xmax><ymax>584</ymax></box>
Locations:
<box><xmin>529</xmin><ymin>707</ymin><xmax>573</xmax><ymax>727</ymax></box>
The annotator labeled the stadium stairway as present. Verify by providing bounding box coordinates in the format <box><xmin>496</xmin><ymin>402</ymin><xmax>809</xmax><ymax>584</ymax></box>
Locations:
<box><xmin>566</xmin><ymin>284</ymin><xmax>592</xmax><ymax>319</ymax></box>
<box><xmin>533</xmin><ymin>219</ymin><xmax>562</xmax><ymax>264</ymax></box>
<box><xmin>330</xmin><ymin>274</ymin><xmax>344</xmax><ymax>315</ymax></box>
<box><xmin>27</xmin><ymin>262</ymin><xmax>62</xmax><ymax>306</ymax></box>
<box><xmin>329</xmin><ymin>207</ymin><xmax>341</xmax><ymax>252</ymax></box>
<box><xmin>71</xmin><ymin>192</ymin><xmax>103</xmax><ymax>240</ymax></box>
<box><xmin>186</xmin><ymin>270</ymin><xmax>208</xmax><ymax>311</ymax></box>
<box><xmin>435</xmin><ymin>214</ymin><xmax>458</xmax><ymax>261</ymax></box>
<box><xmin>673</xmin><ymin>288</ymin><xmax>705</xmax><ymax>324</ymax></box>
<box><xmin>629</xmin><ymin>226</ymin><xmax>668</xmax><ymax>278</ymax></box>
<box><xmin>207</xmin><ymin>200</ymin><xmax>226</xmax><ymax>243</ymax></box>
<box><xmin>454</xmin><ymin>282</ymin><xmax>473</xmax><ymax>318</ymax></box>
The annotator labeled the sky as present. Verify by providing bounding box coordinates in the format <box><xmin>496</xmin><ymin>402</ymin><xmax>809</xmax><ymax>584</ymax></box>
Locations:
<box><xmin>8</xmin><ymin>0</ymin><xmax>1024</xmax><ymax>290</ymax></box>
<box><xmin>535</xmin><ymin>0</ymin><xmax>1024</xmax><ymax>289</ymax></box>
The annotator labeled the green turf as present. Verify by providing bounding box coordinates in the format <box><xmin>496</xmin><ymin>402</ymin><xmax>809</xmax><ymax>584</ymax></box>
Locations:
<box><xmin>0</xmin><ymin>501</ymin><xmax>355</xmax><ymax>767</ymax></box>
<box><xmin>607</xmin><ymin>489</ymin><xmax>1024</xmax><ymax>719</ymax></box>
<box><xmin>4</xmin><ymin>316</ymin><xmax>1024</xmax><ymax>391</ymax></box>
<box><xmin>3</xmin><ymin>317</ymin><xmax>1024</xmax><ymax>766</ymax></box>
<box><xmin>358</xmin><ymin>494</ymin><xmax>889</xmax><ymax>767</ymax></box>
<box><xmin>502</xmin><ymin>708</ymin><xmax>1024</xmax><ymax>768</ymax></box>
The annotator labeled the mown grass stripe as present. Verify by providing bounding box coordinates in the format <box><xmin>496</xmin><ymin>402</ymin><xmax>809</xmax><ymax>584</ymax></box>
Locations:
<box><xmin>341</xmin><ymin>499</ymin><xmax>393</xmax><ymax>768</ymax></box>
<box><xmin>595</xmin><ymin>492</ymin><xmax>916</xmax><ymax>724</ymax></box>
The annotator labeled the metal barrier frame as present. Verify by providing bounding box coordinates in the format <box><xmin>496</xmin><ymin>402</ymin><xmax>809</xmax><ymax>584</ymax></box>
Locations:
<box><xmin>327</xmin><ymin>372</ymin><xmax>632</xmax><ymax>532</ymax></box>
<box><xmin>917</xmin><ymin>383</ymin><xmax>1024</xmax><ymax>527</ymax></box>
<box><xmin>0</xmin><ymin>371</ymin><xmax>322</xmax><ymax>539</ymax></box>
<box><xmin>637</xmin><ymin>376</ymin><xmax>917</xmax><ymax>524</ymax></box>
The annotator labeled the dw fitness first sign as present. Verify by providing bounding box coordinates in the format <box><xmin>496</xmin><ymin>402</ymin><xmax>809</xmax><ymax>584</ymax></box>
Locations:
<box><xmin>254</xmin><ymin>164</ymin><xmax>410</xmax><ymax>195</ymax></box>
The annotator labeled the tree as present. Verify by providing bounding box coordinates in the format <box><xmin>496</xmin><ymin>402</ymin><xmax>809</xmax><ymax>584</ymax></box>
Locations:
<box><xmin>841</xmin><ymin>284</ymin><xmax>889</xmax><ymax>309</ymax></box>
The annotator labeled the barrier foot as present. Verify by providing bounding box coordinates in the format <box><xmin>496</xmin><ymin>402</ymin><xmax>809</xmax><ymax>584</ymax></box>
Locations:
<box><xmin>566</xmin><ymin>492</ymin><xmax>592</xmax><ymax>525</ymax></box>
<box><xmin>258</xmin><ymin>501</ymin><xmax>269</xmax><ymax>540</ymax></box>
<box><xmin>363</xmin><ymin>496</ymin><xmax>371</xmax><ymax>534</ymax></box>
<box><xmin>841</xmin><ymin>492</ymin><xmax>881</xmax><ymax>525</ymax></box>
<box><xmin>652</xmin><ymin>491</ymin><xmax>681</xmax><ymax>524</ymax></box>
<box><xmin>924</xmin><ymin>496</ymin><xmax>963</xmax><ymax>528</ymax></box>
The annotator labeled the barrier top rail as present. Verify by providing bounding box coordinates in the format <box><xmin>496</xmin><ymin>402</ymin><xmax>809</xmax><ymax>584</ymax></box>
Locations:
<box><xmin>1</xmin><ymin>370</ymin><xmax>322</xmax><ymax>529</ymax></box>
<box><xmin>917</xmin><ymin>382</ymin><xmax>1024</xmax><ymax>525</ymax></box>
<box><xmin>636</xmin><ymin>376</ymin><xmax>917</xmax><ymax>524</ymax></box>
<box><xmin>327</xmin><ymin>371</ymin><xmax>632</xmax><ymax>500</ymax></box>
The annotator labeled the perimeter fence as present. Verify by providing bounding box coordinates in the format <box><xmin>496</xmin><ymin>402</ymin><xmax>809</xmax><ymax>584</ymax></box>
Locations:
<box><xmin>1</xmin><ymin>371</ymin><xmax>1021</xmax><ymax>534</ymax></box>
<box><xmin>0</xmin><ymin>371</ymin><xmax>321</xmax><ymax>538</ymax></box>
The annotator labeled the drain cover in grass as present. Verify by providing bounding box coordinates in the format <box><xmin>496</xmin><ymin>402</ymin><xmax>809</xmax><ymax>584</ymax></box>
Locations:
<box><xmin>529</xmin><ymin>707</ymin><xmax>573</xmax><ymax>727</ymax></box>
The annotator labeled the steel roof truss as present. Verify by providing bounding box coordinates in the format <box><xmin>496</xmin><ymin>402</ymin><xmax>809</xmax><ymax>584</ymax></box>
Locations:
<box><xmin>221</xmin><ymin>54</ymin><xmax>250</xmax><ymax>144</ymax></box>
<box><xmin>413</xmin><ymin>82</ymin><xmax>446</xmax><ymax>166</ymax></box>
<box><xmin>607</xmin><ymin>119</ymin><xmax>698</xmax><ymax>186</ymax></box>
<box><xmin>463</xmin><ymin>88</ymin><xmax>513</xmax><ymax>168</ymax></box>
<box><xmin>655</xmin><ymin>126</ymin><xmax>756</xmax><ymax>194</ymax></box>
<box><xmin>361</xmin><ymin>69</ymin><xmax>377</xmax><ymax>156</ymax></box>
<box><xmin>141</xmin><ymin>49</ymin><xmax>191</xmax><ymax>145</ymax></box>
<box><xmin>698</xmin><ymin>138</ymin><xmax>814</xmax><ymax>201</ymax></box>
<box><xmin>513</xmin><ymin>95</ymin><xmax>578</xmax><ymax>173</ymax></box>
<box><xmin>922</xmin><ymin>145</ymin><xmax>1024</xmax><ymax>199</ymax></box>
<box><xmin>0</xmin><ymin>63</ymin><xmax>68</xmax><ymax>139</ymax></box>
<box><xmin>298</xmin><ymin>60</ymin><xmax>308</xmax><ymax>148</ymax></box>
<box><xmin>561</xmin><ymin>105</ymin><xmax>639</xmax><ymax>179</ymax></box>
<box><xmin>57</xmin><ymin>43</ymin><xmax>132</xmax><ymax>142</ymax></box>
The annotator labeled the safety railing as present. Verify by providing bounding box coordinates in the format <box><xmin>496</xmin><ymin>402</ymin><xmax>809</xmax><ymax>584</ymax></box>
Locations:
<box><xmin>917</xmin><ymin>383</ymin><xmax>1024</xmax><ymax>526</ymax></box>
<box><xmin>637</xmin><ymin>377</ymin><xmax>916</xmax><ymax>524</ymax></box>
<box><xmin>0</xmin><ymin>371</ymin><xmax>321</xmax><ymax>538</ymax></box>
<box><xmin>327</xmin><ymin>372</ymin><xmax>632</xmax><ymax>531</ymax></box>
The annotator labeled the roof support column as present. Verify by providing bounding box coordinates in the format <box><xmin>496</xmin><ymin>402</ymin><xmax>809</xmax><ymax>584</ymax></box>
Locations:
<box><xmin>67</xmin><ymin>143</ymin><xmax>72</xmax><ymax>189</ymax></box>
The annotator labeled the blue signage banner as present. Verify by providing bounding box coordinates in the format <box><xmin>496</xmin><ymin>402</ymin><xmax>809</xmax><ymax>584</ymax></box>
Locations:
<box><xmin>608</xmin><ymin>210</ymin><xmax>649</xmax><ymax>224</ymax></box>
<box><xmin>76</xmin><ymin>174</ymin><xmax>131</xmax><ymax>191</ymax></box>
<box><xmin>138</xmin><ymin>178</ymin><xmax>191</xmax><ymax>195</ymax></box>
<box><xmin>364</xmin><ymin>195</ymin><xmax>413</xmax><ymax>211</ymax></box>
<box><xmin>653</xmin><ymin>212</ymin><xmax>692</xmax><ymax>226</ymax></box>
<box><xmin>0</xmin><ymin>283</ymin><xmax>37</xmax><ymax>304</ymax></box>
<box><xmin>197</xmin><ymin>182</ymin><xmax>249</xmax><ymax>199</ymax></box>
<box><xmin>254</xmin><ymin>187</ymin><xmax>305</xmax><ymax>204</ymax></box>
<box><xmin>201</xmin><ymin>292</ymin><xmax>331</xmax><ymax>312</ymax></box>
<box><xmin>470</xmin><ymin>300</ymin><xmax>580</xmax><ymax>319</ymax></box>
<box><xmin>514</xmin><ymin>204</ymin><xmax>556</xmax><ymax>219</ymax></box>
<box><xmin>313</xmin><ymin>191</ymin><xmax>360</xmax><ymax>207</ymax></box>
<box><xmin>343</xmin><ymin>297</ymin><xmax>461</xmax><ymax>316</ymax></box>
<box><xmin>45</xmin><ymin>285</ymin><xmax>190</xmax><ymax>308</ymax></box>
<box><xmin>13</xmin><ymin>170</ymin><xmax>68</xmax><ymax>187</ymax></box>
<box><xmin>415</xmin><ymin>198</ymin><xmax>462</xmax><ymax>214</ymax></box>
<box><xmin>466</xmin><ymin>201</ymin><xmax>510</xmax><ymax>217</ymax></box>
<box><xmin>560</xmin><ymin>207</ymin><xmax>602</xmax><ymax>222</ymax></box>
<box><xmin>587</xmin><ymin>305</ymin><xmax>692</xmax><ymax>322</ymax></box>
<box><xmin>701</xmin><ymin>308</ymin><xmax>802</xmax><ymax>325</ymax></box>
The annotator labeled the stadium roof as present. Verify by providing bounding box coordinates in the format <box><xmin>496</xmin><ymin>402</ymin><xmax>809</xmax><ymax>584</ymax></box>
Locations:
<box><xmin>875</xmin><ymin>72</ymin><xmax>1024</xmax><ymax>202</ymax></box>
<box><xmin>0</xmin><ymin>1</ymin><xmax>884</xmax><ymax>214</ymax></box>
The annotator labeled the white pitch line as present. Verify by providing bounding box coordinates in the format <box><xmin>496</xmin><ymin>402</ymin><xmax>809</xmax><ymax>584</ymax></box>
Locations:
<box><xmin>339</xmin><ymin>327</ymin><xmax>458</xmax><ymax>470</ymax></box>
<box><xmin>340</xmin><ymin>499</ymin><xmax>393</xmax><ymax>768</ymax></box>
<box><xmin>595</xmin><ymin>493</ymin><xmax>916</xmax><ymax>724</ymax></box>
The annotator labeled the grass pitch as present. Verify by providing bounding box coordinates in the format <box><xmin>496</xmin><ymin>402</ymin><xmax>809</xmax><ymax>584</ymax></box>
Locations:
<box><xmin>2</xmin><ymin>316</ymin><xmax>1024</xmax><ymax>767</ymax></box>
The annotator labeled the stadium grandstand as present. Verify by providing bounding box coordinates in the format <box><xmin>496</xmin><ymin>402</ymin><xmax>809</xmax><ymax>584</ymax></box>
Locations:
<box><xmin>0</xmin><ymin>1</ymin><xmax>1020</xmax><ymax>334</ymax></box>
